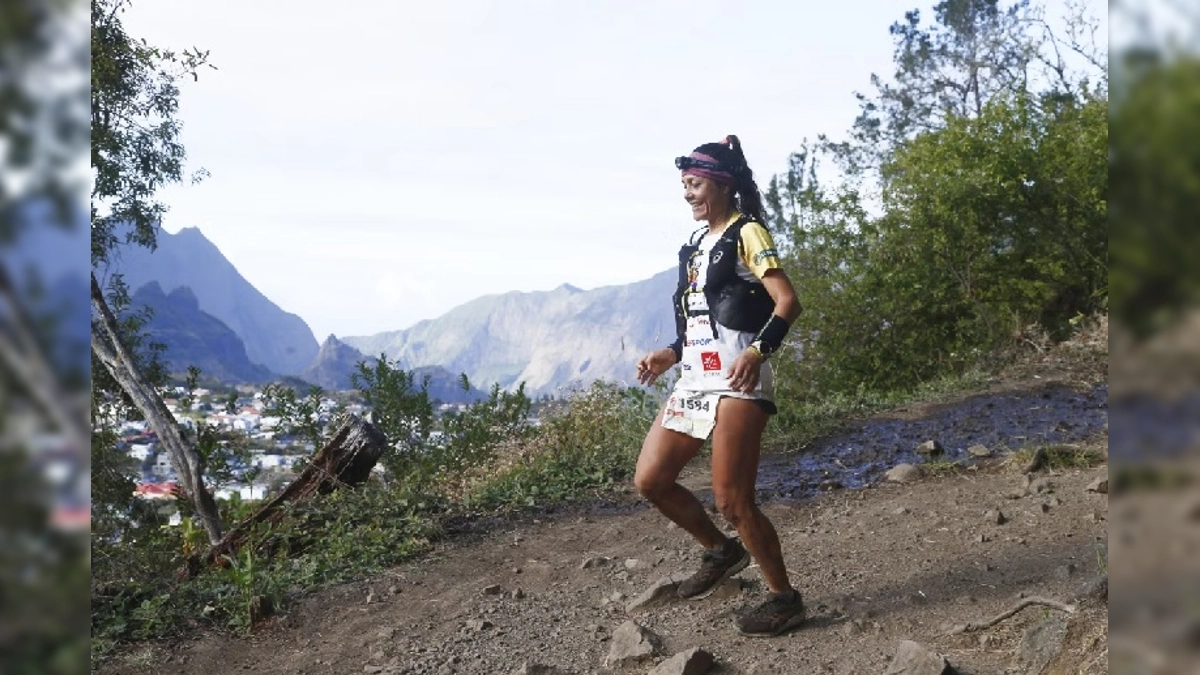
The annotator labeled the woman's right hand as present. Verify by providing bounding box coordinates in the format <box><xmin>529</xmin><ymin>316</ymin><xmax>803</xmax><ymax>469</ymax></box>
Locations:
<box><xmin>636</xmin><ymin>348</ymin><xmax>678</xmax><ymax>386</ymax></box>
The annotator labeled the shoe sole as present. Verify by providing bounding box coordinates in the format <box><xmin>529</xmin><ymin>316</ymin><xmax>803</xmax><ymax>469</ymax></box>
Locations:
<box><xmin>678</xmin><ymin>550</ymin><xmax>751</xmax><ymax>601</ymax></box>
<box><xmin>735</xmin><ymin>609</ymin><xmax>807</xmax><ymax>638</ymax></box>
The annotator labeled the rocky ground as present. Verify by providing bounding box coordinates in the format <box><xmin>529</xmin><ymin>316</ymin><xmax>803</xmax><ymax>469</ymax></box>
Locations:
<box><xmin>97</xmin><ymin>327</ymin><xmax>1112</xmax><ymax>675</ymax></box>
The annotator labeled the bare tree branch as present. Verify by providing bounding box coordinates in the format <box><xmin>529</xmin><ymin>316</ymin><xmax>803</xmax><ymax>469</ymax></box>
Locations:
<box><xmin>947</xmin><ymin>596</ymin><xmax>1078</xmax><ymax>635</ymax></box>
<box><xmin>90</xmin><ymin>272</ymin><xmax>224</xmax><ymax>544</ymax></box>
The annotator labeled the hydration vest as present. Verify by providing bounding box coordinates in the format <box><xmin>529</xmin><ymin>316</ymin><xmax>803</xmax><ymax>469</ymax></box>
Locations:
<box><xmin>670</xmin><ymin>215</ymin><xmax>776</xmax><ymax>341</ymax></box>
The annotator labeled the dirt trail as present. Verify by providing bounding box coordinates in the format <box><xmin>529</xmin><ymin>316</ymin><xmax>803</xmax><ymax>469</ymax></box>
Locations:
<box><xmin>97</xmin><ymin>374</ymin><xmax>1110</xmax><ymax>675</ymax></box>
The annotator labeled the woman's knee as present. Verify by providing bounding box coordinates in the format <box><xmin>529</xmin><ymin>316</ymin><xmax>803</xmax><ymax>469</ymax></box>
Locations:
<box><xmin>712</xmin><ymin>486</ymin><xmax>755</xmax><ymax>526</ymax></box>
<box><xmin>633</xmin><ymin>466</ymin><xmax>672</xmax><ymax>502</ymax></box>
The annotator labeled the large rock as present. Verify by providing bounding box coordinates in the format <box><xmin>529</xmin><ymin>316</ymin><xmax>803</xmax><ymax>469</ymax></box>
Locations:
<box><xmin>1014</xmin><ymin>616</ymin><xmax>1069</xmax><ymax>675</ymax></box>
<box><xmin>886</xmin><ymin>463</ymin><xmax>924</xmax><ymax>484</ymax></box>
<box><xmin>885</xmin><ymin>640</ymin><xmax>952</xmax><ymax>675</ymax></box>
<box><xmin>648</xmin><ymin>648</ymin><xmax>714</xmax><ymax>675</ymax></box>
<box><xmin>604</xmin><ymin>621</ymin><xmax>662</xmax><ymax>669</ymax></box>
<box><xmin>626</xmin><ymin>575</ymin><xmax>686</xmax><ymax>613</ymax></box>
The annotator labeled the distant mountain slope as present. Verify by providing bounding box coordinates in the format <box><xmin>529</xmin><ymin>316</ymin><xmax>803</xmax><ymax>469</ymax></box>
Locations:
<box><xmin>343</xmin><ymin>269</ymin><xmax>677</xmax><ymax>396</ymax></box>
<box><xmin>102</xmin><ymin>227</ymin><xmax>319</xmax><ymax>376</ymax></box>
<box><xmin>302</xmin><ymin>335</ymin><xmax>486</xmax><ymax>403</ymax></box>
<box><xmin>131</xmin><ymin>282</ymin><xmax>275</xmax><ymax>384</ymax></box>
<box><xmin>302</xmin><ymin>335</ymin><xmax>371</xmax><ymax>392</ymax></box>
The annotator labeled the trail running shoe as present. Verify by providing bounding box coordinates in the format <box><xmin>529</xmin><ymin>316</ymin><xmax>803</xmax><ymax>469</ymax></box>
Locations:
<box><xmin>676</xmin><ymin>537</ymin><xmax>751</xmax><ymax>600</ymax></box>
<box><xmin>735</xmin><ymin>588</ymin><xmax>807</xmax><ymax>637</ymax></box>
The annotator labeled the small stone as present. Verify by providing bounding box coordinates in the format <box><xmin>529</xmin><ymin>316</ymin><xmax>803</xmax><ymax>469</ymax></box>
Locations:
<box><xmin>977</xmin><ymin>533</ymin><xmax>990</xmax><ymax>543</ymax></box>
<box><xmin>465</xmin><ymin>619</ymin><xmax>494</xmax><ymax>631</ymax></box>
<box><xmin>581</xmin><ymin>556</ymin><xmax>611</xmax><ymax>569</ymax></box>
<box><xmin>648</xmin><ymin>647</ymin><xmax>715</xmax><ymax>675</ymax></box>
<box><xmin>1086</xmin><ymin>477</ymin><xmax>1108</xmax><ymax>494</ymax></box>
<box><xmin>388</xmin><ymin>585</ymin><xmax>401</xmax><ymax>596</ymax></box>
<box><xmin>985</xmin><ymin>509</ymin><xmax>1007</xmax><ymax>525</ymax></box>
<box><xmin>886</xmin><ymin>463</ymin><xmax>923</xmax><ymax>484</ymax></box>
<box><xmin>1085</xmin><ymin>511</ymin><xmax>1106</xmax><ymax>523</ymax></box>
<box><xmin>510</xmin><ymin>588</ymin><xmax>526</xmax><ymax>600</ymax></box>
<box><xmin>625</xmin><ymin>558</ymin><xmax>641</xmax><ymax>570</ymax></box>
<box><xmin>893</xmin><ymin>507</ymin><xmax>910</xmax><ymax>516</ymax></box>
<box><xmin>843</xmin><ymin>620</ymin><xmax>864</xmax><ymax>637</ymax></box>
<box><xmin>967</xmin><ymin>444</ymin><xmax>992</xmax><ymax>458</ymax></box>
<box><xmin>364</xmin><ymin>666</ymin><xmax>384</xmax><ymax>674</ymax></box>
<box><xmin>1049</xmin><ymin>496</ymin><xmax>1064</xmax><ymax>507</ymax></box>
<box><xmin>1039</xmin><ymin>502</ymin><xmax>1052</xmax><ymax>513</ymax></box>
<box><xmin>916</xmin><ymin>440</ymin><xmax>944</xmax><ymax>456</ymax></box>
<box><xmin>482</xmin><ymin>584</ymin><xmax>503</xmax><ymax>595</ymax></box>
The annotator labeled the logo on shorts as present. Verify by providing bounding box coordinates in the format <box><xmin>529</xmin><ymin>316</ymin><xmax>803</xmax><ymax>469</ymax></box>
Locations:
<box><xmin>700</xmin><ymin>351</ymin><xmax>722</xmax><ymax>371</ymax></box>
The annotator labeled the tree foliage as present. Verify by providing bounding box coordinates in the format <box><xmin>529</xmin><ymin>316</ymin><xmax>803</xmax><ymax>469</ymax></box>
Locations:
<box><xmin>765</xmin><ymin>0</ymin><xmax>1107</xmax><ymax>397</ymax></box>
<box><xmin>1109</xmin><ymin>53</ymin><xmax>1200</xmax><ymax>337</ymax></box>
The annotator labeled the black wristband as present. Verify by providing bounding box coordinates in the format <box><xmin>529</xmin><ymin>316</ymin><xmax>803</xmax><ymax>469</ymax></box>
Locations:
<box><xmin>752</xmin><ymin>315</ymin><xmax>790</xmax><ymax>358</ymax></box>
<box><xmin>667</xmin><ymin>339</ymin><xmax>682</xmax><ymax>363</ymax></box>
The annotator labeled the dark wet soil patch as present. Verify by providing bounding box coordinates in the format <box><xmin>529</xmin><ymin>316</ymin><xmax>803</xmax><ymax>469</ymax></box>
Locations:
<box><xmin>1108</xmin><ymin>390</ymin><xmax>1200</xmax><ymax>461</ymax></box>
<box><xmin>756</xmin><ymin>383</ymin><xmax>1108</xmax><ymax>501</ymax></box>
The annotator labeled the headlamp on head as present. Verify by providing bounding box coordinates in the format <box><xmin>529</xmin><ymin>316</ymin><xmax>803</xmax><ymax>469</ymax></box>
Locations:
<box><xmin>675</xmin><ymin>155</ymin><xmax>727</xmax><ymax>173</ymax></box>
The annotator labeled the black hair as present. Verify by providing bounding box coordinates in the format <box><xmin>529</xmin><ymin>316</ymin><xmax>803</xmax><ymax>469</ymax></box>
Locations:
<box><xmin>691</xmin><ymin>135</ymin><xmax>768</xmax><ymax>227</ymax></box>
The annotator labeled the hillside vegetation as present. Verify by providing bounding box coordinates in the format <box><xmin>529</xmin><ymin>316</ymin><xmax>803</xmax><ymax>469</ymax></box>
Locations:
<box><xmin>89</xmin><ymin>0</ymin><xmax>1109</xmax><ymax>666</ymax></box>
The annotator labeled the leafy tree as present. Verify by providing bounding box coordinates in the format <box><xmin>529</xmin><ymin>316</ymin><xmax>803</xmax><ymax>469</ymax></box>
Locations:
<box><xmin>764</xmin><ymin>0</ymin><xmax>1107</xmax><ymax>396</ymax></box>
<box><xmin>1109</xmin><ymin>53</ymin><xmax>1200</xmax><ymax>337</ymax></box>
<box><xmin>90</xmin><ymin>0</ymin><xmax>224</xmax><ymax>543</ymax></box>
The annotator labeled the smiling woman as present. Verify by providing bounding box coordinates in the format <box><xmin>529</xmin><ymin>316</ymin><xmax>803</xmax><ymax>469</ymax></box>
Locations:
<box><xmin>632</xmin><ymin>135</ymin><xmax>807</xmax><ymax>638</ymax></box>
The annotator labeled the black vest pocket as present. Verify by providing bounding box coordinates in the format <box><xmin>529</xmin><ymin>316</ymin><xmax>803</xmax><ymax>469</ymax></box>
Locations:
<box><xmin>711</xmin><ymin>281</ymin><xmax>776</xmax><ymax>333</ymax></box>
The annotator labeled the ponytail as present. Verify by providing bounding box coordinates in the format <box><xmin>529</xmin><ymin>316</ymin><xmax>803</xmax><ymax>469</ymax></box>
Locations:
<box><xmin>723</xmin><ymin>135</ymin><xmax>768</xmax><ymax>227</ymax></box>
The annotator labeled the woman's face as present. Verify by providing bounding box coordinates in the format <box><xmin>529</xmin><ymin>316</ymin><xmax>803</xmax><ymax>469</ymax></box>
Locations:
<box><xmin>682</xmin><ymin>173</ymin><xmax>731</xmax><ymax>222</ymax></box>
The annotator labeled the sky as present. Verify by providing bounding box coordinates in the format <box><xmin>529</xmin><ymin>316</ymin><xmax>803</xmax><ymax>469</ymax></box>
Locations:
<box><xmin>120</xmin><ymin>0</ymin><xmax>1105</xmax><ymax>340</ymax></box>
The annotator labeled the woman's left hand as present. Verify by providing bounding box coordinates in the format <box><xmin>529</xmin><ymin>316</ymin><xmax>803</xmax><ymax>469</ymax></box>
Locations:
<box><xmin>727</xmin><ymin>348</ymin><xmax>764</xmax><ymax>393</ymax></box>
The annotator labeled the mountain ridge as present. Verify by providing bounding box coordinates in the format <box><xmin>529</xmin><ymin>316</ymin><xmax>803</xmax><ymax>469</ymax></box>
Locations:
<box><xmin>131</xmin><ymin>281</ymin><xmax>276</xmax><ymax>384</ymax></box>
<box><xmin>343</xmin><ymin>268</ymin><xmax>677</xmax><ymax>396</ymax></box>
<box><xmin>102</xmin><ymin>226</ymin><xmax>319</xmax><ymax>376</ymax></box>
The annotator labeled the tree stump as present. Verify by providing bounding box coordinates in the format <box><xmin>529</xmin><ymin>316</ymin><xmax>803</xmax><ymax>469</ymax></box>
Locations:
<box><xmin>180</xmin><ymin>414</ymin><xmax>389</xmax><ymax>579</ymax></box>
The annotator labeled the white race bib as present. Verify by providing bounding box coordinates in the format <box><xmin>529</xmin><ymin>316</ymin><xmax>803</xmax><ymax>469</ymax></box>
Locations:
<box><xmin>661</xmin><ymin>392</ymin><xmax>721</xmax><ymax>440</ymax></box>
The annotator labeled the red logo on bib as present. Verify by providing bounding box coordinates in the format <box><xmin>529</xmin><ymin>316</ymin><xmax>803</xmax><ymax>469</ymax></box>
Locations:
<box><xmin>700</xmin><ymin>352</ymin><xmax>722</xmax><ymax>371</ymax></box>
